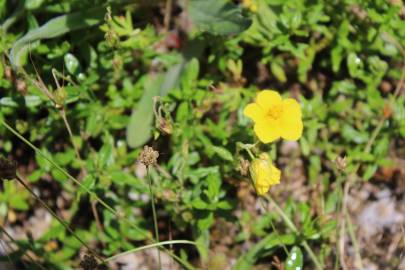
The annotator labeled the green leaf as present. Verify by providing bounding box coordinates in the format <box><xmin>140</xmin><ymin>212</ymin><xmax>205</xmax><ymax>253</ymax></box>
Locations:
<box><xmin>270</xmin><ymin>62</ymin><xmax>287</xmax><ymax>83</ymax></box>
<box><xmin>347</xmin><ymin>52</ymin><xmax>364</xmax><ymax>78</ymax></box>
<box><xmin>51</xmin><ymin>168</ymin><xmax>68</xmax><ymax>183</ymax></box>
<box><xmin>0</xmin><ymin>61</ymin><xmax>3</xmax><ymax>78</ymax></box>
<box><xmin>205</xmin><ymin>174</ymin><xmax>221</xmax><ymax>200</ymax></box>
<box><xmin>188</xmin><ymin>0</ymin><xmax>252</xmax><ymax>35</ymax></box>
<box><xmin>24</xmin><ymin>95</ymin><xmax>42</xmax><ymax>107</ymax></box>
<box><xmin>197</xmin><ymin>212</ymin><xmax>214</xmax><ymax>231</ymax></box>
<box><xmin>127</xmin><ymin>40</ymin><xmax>205</xmax><ymax>148</ymax></box>
<box><xmin>64</xmin><ymin>53</ymin><xmax>80</xmax><ymax>75</ymax></box>
<box><xmin>211</xmin><ymin>145</ymin><xmax>234</xmax><ymax>162</ymax></box>
<box><xmin>28</xmin><ymin>169</ymin><xmax>43</xmax><ymax>183</ymax></box>
<box><xmin>234</xmin><ymin>233</ymin><xmax>297</xmax><ymax>270</ymax></box>
<box><xmin>192</xmin><ymin>199</ymin><xmax>208</xmax><ymax>209</ymax></box>
<box><xmin>126</xmin><ymin>74</ymin><xmax>163</xmax><ymax>148</ymax></box>
<box><xmin>181</xmin><ymin>57</ymin><xmax>200</xmax><ymax>90</ymax></box>
<box><xmin>24</xmin><ymin>0</ymin><xmax>45</xmax><ymax>10</ymax></box>
<box><xmin>285</xmin><ymin>246</ymin><xmax>303</xmax><ymax>270</ymax></box>
<box><xmin>363</xmin><ymin>164</ymin><xmax>378</xmax><ymax>181</ymax></box>
<box><xmin>0</xmin><ymin>97</ymin><xmax>18</xmax><ymax>107</ymax></box>
<box><xmin>216</xmin><ymin>200</ymin><xmax>232</xmax><ymax>210</ymax></box>
<box><xmin>263</xmin><ymin>234</ymin><xmax>297</xmax><ymax>249</ymax></box>
<box><xmin>79</xmin><ymin>175</ymin><xmax>96</xmax><ymax>193</ymax></box>
<box><xmin>99</xmin><ymin>143</ymin><xmax>114</xmax><ymax>168</ymax></box>
<box><xmin>342</xmin><ymin>125</ymin><xmax>368</xmax><ymax>144</ymax></box>
<box><xmin>9</xmin><ymin>195</ymin><xmax>29</xmax><ymax>210</ymax></box>
<box><xmin>10</xmin><ymin>6</ymin><xmax>105</xmax><ymax>68</ymax></box>
<box><xmin>160</xmin><ymin>39</ymin><xmax>205</xmax><ymax>96</ymax></box>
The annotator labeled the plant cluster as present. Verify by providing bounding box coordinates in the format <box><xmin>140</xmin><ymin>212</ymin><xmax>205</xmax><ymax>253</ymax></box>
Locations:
<box><xmin>0</xmin><ymin>0</ymin><xmax>404</xmax><ymax>269</ymax></box>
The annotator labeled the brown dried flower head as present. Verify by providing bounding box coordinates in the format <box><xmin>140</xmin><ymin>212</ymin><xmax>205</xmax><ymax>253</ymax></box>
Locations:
<box><xmin>335</xmin><ymin>156</ymin><xmax>347</xmax><ymax>171</ymax></box>
<box><xmin>238</xmin><ymin>158</ymin><xmax>250</xmax><ymax>176</ymax></box>
<box><xmin>79</xmin><ymin>254</ymin><xmax>98</xmax><ymax>270</ymax></box>
<box><xmin>157</xmin><ymin>118</ymin><xmax>173</xmax><ymax>135</ymax></box>
<box><xmin>139</xmin><ymin>146</ymin><xmax>159</xmax><ymax>166</ymax></box>
<box><xmin>0</xmin><ymin>157</ymin><xmax>17</xmax><ymax>180</ymax></box>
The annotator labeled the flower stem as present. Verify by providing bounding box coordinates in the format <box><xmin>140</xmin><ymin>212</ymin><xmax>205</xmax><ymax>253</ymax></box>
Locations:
<box><xmin>258</xmin><ymin>198</ymin><xmax>289</xmax><ymax>255</ymax></box>
<box><xmin>237</xmin><ymin>142</ymin><xmax>257</xmax><ymax>159</ymax></box>
<box><xmin>1</xmin><ymin>120</ymin><xmax>194</xmax><ymax>269</ymax></box>
<box><xmin>266</xmin><ymin>195</ymin><xmax>323</xmax><ymax>270</ymax></box>
<box><xmin>0</xmin><ymin>224</ymin><xmax>48</xmax><ymax>270</ymax></box>
<box><xmin>147</xmin><ymin>166</ymin><xmax>162</xmax><ymax>270</ymax></box>
<box><xmin>15</xmin><ymin>175</ymin><xmax>104</xmax><ymax>263</ymax></box>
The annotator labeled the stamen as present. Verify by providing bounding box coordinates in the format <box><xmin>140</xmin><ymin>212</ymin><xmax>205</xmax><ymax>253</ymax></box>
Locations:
<box><xmin>267</xmin><ymin>105</ymin><xmax>283</xmax><ymax>119</ymax></box>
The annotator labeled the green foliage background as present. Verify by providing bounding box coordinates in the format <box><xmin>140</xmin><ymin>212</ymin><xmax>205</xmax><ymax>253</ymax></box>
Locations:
<box><xmin>0</xmin><ymin>0</ymin><xmax>404</xmax><ymax>269</ymax></box>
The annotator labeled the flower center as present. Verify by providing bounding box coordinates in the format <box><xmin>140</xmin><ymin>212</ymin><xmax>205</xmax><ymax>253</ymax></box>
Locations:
<box><xmin>267</xmin><ymin>105</ymin><xmax>283</xmax><ymax>120</ymax></box>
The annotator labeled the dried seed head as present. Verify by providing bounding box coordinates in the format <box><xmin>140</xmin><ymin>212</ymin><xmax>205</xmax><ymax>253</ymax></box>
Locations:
<box><xmin>139</xmin><ymin>146</ymin><xmax>159</xmax><ymax>166</ymax></box>
<box><xmin>238</xmin><ymin>158</ymin><xmax>250</xmax><ymax>176</ymax></box>
<box><xmin>16</xmin><ymin>79</ymin><xmax>27</xmax><ymax>95</ymax></box>
<box><xmin>79</xmin><ymin>254</ymin><xmax>98</xmax><ymax>270</ymax></box>
<box><xmin>157</xmin><ymin>118</ymin><xmax>173</xmax><ymax>134</ymax></box>
<box><xmin>335</xmin><ymin>156</ymin><xmax>347</xmax><ymax>171</ymax></box>
<box><xmin>383</xmin><ymin>103</ymin><xmax>393</xmax><ymax>119</ymax></box>
<box><xmin>0</xmin><ymin>157</ymin><xmax>17</xmax><ymax>180</ymax></box>
<box><xmin>4</xmin><ymin>65</ymin><xmax>13</xmax><ymax>82</ymax></box>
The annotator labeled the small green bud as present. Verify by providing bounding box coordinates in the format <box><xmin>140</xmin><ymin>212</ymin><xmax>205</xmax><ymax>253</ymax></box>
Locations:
<box><xmin>54</xmin><ymin>87</ymin><xmax>67</xmax><ymax>109</ymax></box>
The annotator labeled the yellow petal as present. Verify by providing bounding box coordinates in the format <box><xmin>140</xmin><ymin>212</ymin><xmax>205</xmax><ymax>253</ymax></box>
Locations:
<box><xmin>256</xmin><ymin>90</ymin><xmax>282</xmax><ymax>111</ymax></box>
<box><xmin>243</xmin><ymin>103</ymin><xmax>266</xmax><ymax>123</ymax></box>
<box><xmin>281</xmin><ymin>98</ymin><xmax>302</xmax><ymax>119</ymax></box>
<box><xmin>279</xmin><ymin>98</ymin><xmax>303</xmax><ymax>140</ymax></box>
<box><xmin>256</xmin><ymin>183</ymin><xmax>270</xmax><ymax>195</ymax></box>
<box><xmin>250</xmin><ymin>157</ymin><xmax>281</xmax><ymax>196</ymax></box>
<box><xmin>269</xmin><ymin>164</ymin><xmax>281</xmax><ymax>185</ymax></box>
<box><xmin>254</xmin><ymin>121</ymin><xmax>281</xmax><ymax>143</ymax></box>
<box><xmin>280</xmin><ymin>119</ymin><xmax>303</xmax><ymax>141</ymax></box>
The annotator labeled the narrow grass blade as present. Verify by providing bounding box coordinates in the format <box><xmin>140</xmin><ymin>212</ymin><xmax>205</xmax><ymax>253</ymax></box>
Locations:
<box><xmin>104</xmin><ymin>240</ymin><xmax>197</xmax><ymax>263</ymax></box>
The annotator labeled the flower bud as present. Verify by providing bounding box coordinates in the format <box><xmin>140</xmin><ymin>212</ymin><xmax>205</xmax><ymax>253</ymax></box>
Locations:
<box><xmin>249</xmin><ymin>154</ymin><xmax>280</xmax><ymax>195</ymax></box>
<box><xmin>238</xmin><ymin>158</ymin><xmax>250</xmax><ymax>176</ymax></box>
<box><xmin>335</xmin><ymin>156</ymin><xmax>347</xmax><ymax>171</ymax></box>
<box><xmin>0</xmin><ymin>157</ymin><xmax>17</xmax><ymax>181</ymax></box>
<box><xmin>54</xmin><ymin>87</ymin><xmax>67</xmax><ymax>109</ymax></box>
<box><xmin>157</xmin><ymin>118</ymin><xmax>173</xmax><ymax>135</ymax></box>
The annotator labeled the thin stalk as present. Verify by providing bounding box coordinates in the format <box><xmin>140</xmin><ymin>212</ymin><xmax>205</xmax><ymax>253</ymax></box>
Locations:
<box><xmin>0</xmin><ymin>239</ymin><xmax>15</xmax><ymax>268</ymax></box>
<box><xmin>266</xmin><ymin>195</ymin><xmax>324</xmax><ymax>270</ymax></box>
<box><xmin>59</xmin><ymin>109</ymin><xmax>103</xmax><ymax>233</ymax></box>
<box><xmin>1</xmin><ymin>120</ymin><xmax>196</xmax><ymax>269</ymax></box>
<box><xmin>258</xmin><ymin>198</ymin><xmax>289</xmax><ymax>255</ymax></box>
<box><xmin>0</xmin><ymin>2</ymin><xmax>24</xmax><ymax>31</ymax></box>
<box><xmin>243</xmin><ymin>146</ymin><xmax>289</xmax><ymax>256</ymax></box>
<box><xmin>163</xmin><ymin>0</ymin><xmax>173</xmax><ymax>32</ymax></box>
<box><xmin>237</xmin><ymin>142</ymin><xmax>257</xmax><ymax>160</ymax></box>
<box><xmin>337</xmin><ymin>32</ymin><xmax>405</xmax><ymax>270</ymax></box>
<box><xmin>345</xmin><ymin>209</ymin><xmax>363</xmax><ymax>269</ymax></box>
<box><xmin>0</xmin><ymin>224</ymin><xmax>48</xmax><ymax>270</ymax></box>
<box><xmin>334</xmin><ymin>174</ymin><xmax>346</xmax><ymax>270</ymax></box>
<box><xmin>1</xmin><ymin>120</ymin><xmax>141</xmax><ymax>233</ymax></box>
<box><xmin>15</xmin><ymin>175</ymin><xmax>104</xmax><ymax>263</ymax></box>
<box><xmin>147</xmin><ymin>166</ymin><xmax>162</xmax><ymax>270</ymax></box>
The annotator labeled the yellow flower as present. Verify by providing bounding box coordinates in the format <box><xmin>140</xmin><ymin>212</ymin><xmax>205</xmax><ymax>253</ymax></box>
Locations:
<box><xmin>249</xmin><ymin>154</ymin><xmax>281</xmax><ymax>195</ymax></box>
<box><xmin>244</xmin><ymin>90</ymin><xmax>303</xmax><ymax>143</ymax></box>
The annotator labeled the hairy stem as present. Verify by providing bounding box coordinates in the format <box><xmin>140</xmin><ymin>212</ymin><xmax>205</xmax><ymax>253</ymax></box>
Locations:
<box><xmin>266</xmin><ymin>195</ymin><xmax>324</xmax><ymax>270</ymax></box>
<box><xmin>15</xmin><ymin>175</ymin><xmax>104</xmax><ymax>263</ymax></box>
